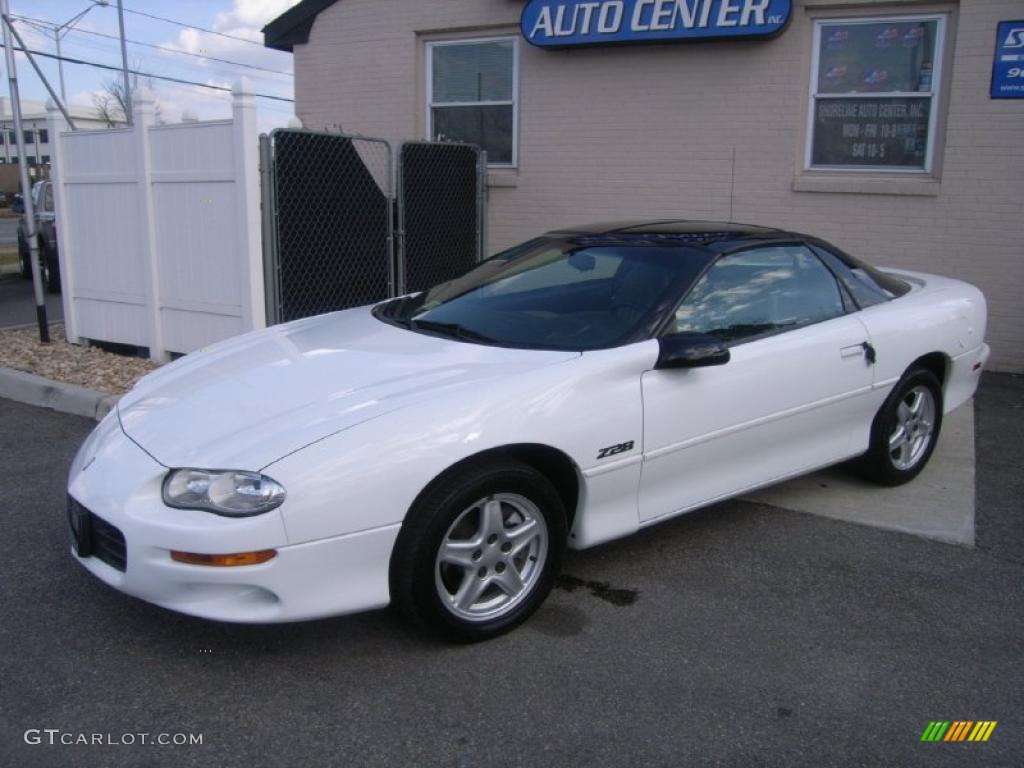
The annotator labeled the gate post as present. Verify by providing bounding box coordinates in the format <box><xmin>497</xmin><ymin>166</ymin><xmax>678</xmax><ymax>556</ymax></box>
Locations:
<box><xmin>477</xmin><ymin>150</ymin><xmax>488</xmax><ymax>262</ymax></box>
<box><xmin>258</xmin><ymin>133</ymin><xmax>280</xmax><ymax>325</ymax></box>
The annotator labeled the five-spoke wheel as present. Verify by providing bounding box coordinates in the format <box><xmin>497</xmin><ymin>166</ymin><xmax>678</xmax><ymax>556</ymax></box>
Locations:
<box><xmin>390</xmin><ymin>458</ymin><xmax>566</xmax><ymax>641</ymax></box>
<box><xmin>859</xmin><ymin>366</ymin><xmax>943</xmax><ymax>486</ymax></box>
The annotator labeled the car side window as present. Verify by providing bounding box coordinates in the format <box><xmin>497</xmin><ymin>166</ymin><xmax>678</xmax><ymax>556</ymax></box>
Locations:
<box><xmin>670</xmin><ymin>245</ymin><xmax>846</xmax><ymax>344</ymax></box>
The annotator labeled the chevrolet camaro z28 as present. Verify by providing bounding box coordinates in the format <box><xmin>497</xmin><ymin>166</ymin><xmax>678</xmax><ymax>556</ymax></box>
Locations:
<box><xmin>67</xmin><ymin>221</ymin><xmax>988</xmax><ymax>641</ymax></box>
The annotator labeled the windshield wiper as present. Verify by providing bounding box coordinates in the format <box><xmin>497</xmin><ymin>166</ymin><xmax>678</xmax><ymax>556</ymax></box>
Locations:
<box><xmin>410</xmin><ymin>319</ymin><xmax>497</xmax><ymax>344</ymax></box>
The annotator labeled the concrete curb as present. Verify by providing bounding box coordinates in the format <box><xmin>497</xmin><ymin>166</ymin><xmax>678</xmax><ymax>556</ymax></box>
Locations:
<box><xmin>0</xmin><ymin>366</ymin><xmax>119</xmax><ymax>421</ymax></box>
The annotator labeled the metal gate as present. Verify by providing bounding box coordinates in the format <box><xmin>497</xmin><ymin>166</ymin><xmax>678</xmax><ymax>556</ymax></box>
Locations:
<box><xmin>261</xmin><ymin>129</ymin><xmax>487</xmax><ymax>324</ymax></box>
<box><xmin>397</xmin><ymin>141</ymin><xmax>486</xmax><ymax>294</ymax></box>
<box><xmin>261</xmin><ymin>128</ymin><xmax>393</xmax><ymax>324</ymax></box>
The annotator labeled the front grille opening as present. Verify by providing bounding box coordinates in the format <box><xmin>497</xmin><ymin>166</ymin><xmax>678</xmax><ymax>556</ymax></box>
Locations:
<box><xmin>68</xmin><ymin>497</ymin><xmax>127</xmax><ymax>572</ymax></box>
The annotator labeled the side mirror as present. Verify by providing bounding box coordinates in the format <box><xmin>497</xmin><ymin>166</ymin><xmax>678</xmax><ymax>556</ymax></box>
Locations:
<box><xmin>655</xmin><ymin>332</ymin><xmax>730</xmax><ymax>369</ymax></box>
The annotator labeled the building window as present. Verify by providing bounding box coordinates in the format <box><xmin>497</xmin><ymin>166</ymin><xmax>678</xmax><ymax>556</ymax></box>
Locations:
<box><xmin>38</xmin><ymin>129</ymin><xmax>49</xmax><ymax>144</ymax></box>
<box><xmin>426</xmin><ymin>37</ymin><xmax>518</xmax><ymax>166</ymax></box>
<box><xmin>807</xmin><ymin>16</ymin><xmax>946</xmax><ymax>173</ymax></box>
<box><xmin>27</xmin><ymin>156</ymin><xmax>36</xmax><ymax>165</ymax></box>
<box><xmin>7</xmin><ymin>131</ymin><xmax>14</xmax><ymax>144</ymax></box>
<box><xmin>23</xmin><ymin>129</ymin><xmax>34</xmax><ymax>144</ymax></box>
<box><xmin>41</xmin><ymin>155</ymin><xmax>51</xmax><ymax>164</ymax></box>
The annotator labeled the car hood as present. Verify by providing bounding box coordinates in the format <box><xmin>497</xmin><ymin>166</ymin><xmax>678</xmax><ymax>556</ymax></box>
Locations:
<box><xmin>118</xmin><ymin>307</ymin><xmax>578</xmax><ymax>469</ymax></box>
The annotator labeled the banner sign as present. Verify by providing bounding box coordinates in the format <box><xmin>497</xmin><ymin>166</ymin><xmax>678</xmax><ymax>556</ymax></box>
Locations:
<box><xmin>991</xmin><ymin>20</ymin><xmax>1024</xmax><ymax>99</ymax></box>
<box><xmin>521</xmin><ymin>0</ymin><xmax>792</xmax><ymax>48</ymax></box>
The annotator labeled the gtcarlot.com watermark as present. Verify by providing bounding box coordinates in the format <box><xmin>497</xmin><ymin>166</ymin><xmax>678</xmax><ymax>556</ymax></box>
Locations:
<box><xmin>24</xmin><ymin>729</ymin><xmax>202</xmax><ymax>747</ymax></box>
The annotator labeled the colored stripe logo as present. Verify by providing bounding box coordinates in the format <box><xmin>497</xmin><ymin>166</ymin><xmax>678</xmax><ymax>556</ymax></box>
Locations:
<box><xmin>921</xmin><ymin>721</ymin><xmax>997</xmax><ymax>742</ymax></box>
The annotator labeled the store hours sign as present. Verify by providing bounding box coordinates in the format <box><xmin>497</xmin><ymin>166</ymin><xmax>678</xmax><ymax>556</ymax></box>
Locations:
<box><xmin>521</xmin><ymin>0</ymin><xmax>792</xmax><ymax>47</ymax></box>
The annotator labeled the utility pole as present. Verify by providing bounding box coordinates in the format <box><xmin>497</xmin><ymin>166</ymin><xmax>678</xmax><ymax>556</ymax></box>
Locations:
<box><xmin>116</xmin><ymin>0</ymin><xmax>132</xmax><ymax>124</ymax></box>
<box><xmin>0</xmin><ymin>0</ymin><xmax>48</xmax><ymax>341</ymax></box>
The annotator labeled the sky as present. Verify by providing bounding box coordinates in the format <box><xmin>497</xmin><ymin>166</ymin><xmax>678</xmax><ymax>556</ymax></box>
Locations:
<box><xmin>7</xmin><ymin>0</ymin><xmax>300</xmax><ymax>133</ymax></box>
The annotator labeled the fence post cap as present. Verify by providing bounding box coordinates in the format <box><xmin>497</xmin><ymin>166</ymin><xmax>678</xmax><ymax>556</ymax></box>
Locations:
<box><xmin>287</xmin><ymin>116</ymin><xmax>303</xmax><ymax>129</ymax></box>
<box><xmin>134</xmin><ymin>86</ymin><xmax>155</xmax><ymax>105</ymax></box>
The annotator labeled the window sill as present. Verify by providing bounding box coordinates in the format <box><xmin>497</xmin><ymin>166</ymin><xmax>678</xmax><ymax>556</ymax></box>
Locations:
<box><xmin>792</xmin><ymin>174</ymin><xmax>940</xmax><ymax>197</ymax></box>
<box><xmin>487</xmin><ymin>170</ymin><xmax>518</xmax><ymax>189</ymax></box>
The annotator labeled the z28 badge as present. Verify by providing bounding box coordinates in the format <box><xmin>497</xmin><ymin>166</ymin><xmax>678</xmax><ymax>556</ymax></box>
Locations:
<box><xmin>597</xmin><ymin>441</ymin><xmax>634</xmax><ymax>460</ymax></box>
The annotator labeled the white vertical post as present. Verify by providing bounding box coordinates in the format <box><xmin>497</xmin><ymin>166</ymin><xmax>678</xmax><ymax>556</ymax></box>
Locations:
<box><xmin>232</xmin><ymin>76</ymin><xmax>266</xmax><ymax>331</ymax></box>
<box><xmin>132</xmin><ymin>87</ymin><xmax>167</xmax><ymax>361</ymax></box>
<box><xmin>46</xmin><ymin>99</ymin><xmax>77</xmax><ymax>343</ymax></box>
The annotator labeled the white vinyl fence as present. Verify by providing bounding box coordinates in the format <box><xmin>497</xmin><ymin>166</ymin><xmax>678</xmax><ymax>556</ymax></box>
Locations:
<box><xmin>47</xmin><ymin>81</ymin><xmax>265</xmax><ymax>361</ymax></box>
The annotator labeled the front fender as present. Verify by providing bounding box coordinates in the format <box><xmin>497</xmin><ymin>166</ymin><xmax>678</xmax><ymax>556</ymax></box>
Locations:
<box><xmin>264</xmin><ymin>342</ymin><xmax>657</xmax><ymax>548</ymax></box>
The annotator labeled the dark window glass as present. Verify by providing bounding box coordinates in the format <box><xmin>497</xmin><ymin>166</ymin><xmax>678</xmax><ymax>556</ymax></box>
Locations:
<box><xmin>430</xmin><ymin>39</ymin><xmax>515</xmax><ymax>165</ymax></box>
<box><xmin>23</xmin><ymin>130</ymin><xmax>33</xmax><ymax>143</ymax></box>
<box><xmin>430</xmin><ymin>105</ymin><xmax>513</xmax><ymax>164</ymax></box>
<box><xmin>41</xmin><ymin>154</ymin><xmax>51</xmax><ymax>164</ymax></box>
<box><xmin>0</xmin><ymin>132</ymin><xmax>4</xmax><ymax>144</ymax></box>
<box><xmin>671</xmin><ymin>246</ymin><xmax>845</xmax><ymax>344</ymax></box>
<box><xmin>432</xmin><ymin>40</ymin><xmax>513</xmax><ymax>102</ymax></box>
<box><xmin>811</xmin><ymin>18</ymin><xmax>941</xmax><ymax>170</ymax></box>
<box><xmin>810</xmin><ymin>242</ymin><xmax>910</xmax><ymax>300</ymax></box>
<box><xmin>7</xmin><ymin>131</ymin><xmax>15</xmax><ymax>143</ymax></box>
<box><xmin>38</xmin><ymin>129</ymin><xmax>49</xmax><ymax>143</ymax></box>
<box><xmin>377</xmin><ymin>239</ymin><xmax>709</xmax><ymax>351</ymax></box>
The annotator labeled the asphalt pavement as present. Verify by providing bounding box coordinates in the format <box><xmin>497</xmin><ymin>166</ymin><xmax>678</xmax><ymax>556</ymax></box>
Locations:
<box><xmin>0</xmin><ymin>274</ymin><xmax>63</xmax><ymax>327</ymax></box>
<box><xmin>0</xmin><ymin>217</ymin><xmax>18</xmax><ymax>246</ymax></box>
<box><xmin>0</xmin><ymin>374</ymin><xmax>1021</xmax><ymax>768</ymax></box>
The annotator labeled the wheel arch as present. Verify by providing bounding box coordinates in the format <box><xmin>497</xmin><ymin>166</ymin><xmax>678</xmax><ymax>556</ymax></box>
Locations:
<box><xmin>908</xmin><ymin>352</ymin><xmax>949</xmax><ymax>393</ymax></box>
<box><xmin>405</xmin><ymin>443</ymin><xmax>582</xmax><ymax>532</ymax></box>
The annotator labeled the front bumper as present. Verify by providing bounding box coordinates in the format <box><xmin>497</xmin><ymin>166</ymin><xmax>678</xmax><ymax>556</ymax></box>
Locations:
<box><xmin>67</xmin><ymin>412</ymin><xmax>399</xmax><ymax>623</ymax></box>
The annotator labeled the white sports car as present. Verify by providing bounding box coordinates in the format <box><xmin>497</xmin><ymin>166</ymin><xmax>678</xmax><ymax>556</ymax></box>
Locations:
<box><xmin>67</xmin><ymin>221</ymin><xmax>988</xmax><ymax>640</ymax></box>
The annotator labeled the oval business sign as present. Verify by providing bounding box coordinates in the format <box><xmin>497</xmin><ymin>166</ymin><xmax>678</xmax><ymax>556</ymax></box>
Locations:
<box><xmin>521</xmin><ymin>0</ymin><xmax>792</xmax><ymax>47</ymax></box>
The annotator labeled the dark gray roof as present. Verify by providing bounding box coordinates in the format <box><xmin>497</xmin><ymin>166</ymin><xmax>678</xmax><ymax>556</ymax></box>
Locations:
<box><xmin>262</xmin><ymin>0</ymin><xmax>339</xmax><ymax>52</ymax></box>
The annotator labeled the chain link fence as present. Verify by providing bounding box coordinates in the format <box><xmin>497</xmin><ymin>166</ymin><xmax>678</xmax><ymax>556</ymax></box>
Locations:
<box><xmin>263</xmin><ymin>129</ymin><xmax>393</xmax><ymax>324</ymax></box>
<box><xmin>397</xmin><ymin>142</ymin><xmax>486</xmax><ymax>294</ymax></box>
<box><xmin>261</xmin><ymin>130</ymin><xmax>486</xmax><ymax>323</ymax></box>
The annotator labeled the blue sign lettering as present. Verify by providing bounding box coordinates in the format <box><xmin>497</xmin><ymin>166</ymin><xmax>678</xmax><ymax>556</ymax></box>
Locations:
<box><xmin>521</xmin><ymin>0</ymin><xmax>792</xmax><ymax>48</ymax></box>
<box><xmin>992</xmin><ymin>20</ymin><xmax>1024</xmax><ymax>99</ymax></box>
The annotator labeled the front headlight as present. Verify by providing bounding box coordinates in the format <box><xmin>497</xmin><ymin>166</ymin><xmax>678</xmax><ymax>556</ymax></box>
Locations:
<box><xmin>162</xmin><ymin>469</ymin><xmax>286</xmax><ymax>517</ymax></box>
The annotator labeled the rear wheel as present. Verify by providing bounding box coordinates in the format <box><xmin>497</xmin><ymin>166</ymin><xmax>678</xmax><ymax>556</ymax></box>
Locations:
<box><xmin>41</xmin><ymin>240</ymin><xmax>61</xmax><ymax>293</ymax></box>
<box><xmin>390</xmin><ymin>459</ymin><xmax>566</xmax><ymax>642</ymax></box>
<box><xmin>17</xmin><ymin>233</ymin><xmax>31</xmax><ymax>279</ymax></box>
<box><xmin>858</xmin><ymin>367</ymin><xmax>943</xmax><ymax>486</ymax></box>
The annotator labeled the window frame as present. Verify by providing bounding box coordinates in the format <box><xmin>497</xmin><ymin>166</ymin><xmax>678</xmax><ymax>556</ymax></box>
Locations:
<box><xmin>425</xmin><ymin>35</ymin><xmax>519</xmax><ymax>168</ymax></box>
<box><xmin>805</xmin><ymin>14</ymin><xmax>947</xmax><ymax>175</ymax></box>
<box><xmin>659</xmin><ymin>242</ymin><xmax>852</xmax><ymax>347</ymax></box>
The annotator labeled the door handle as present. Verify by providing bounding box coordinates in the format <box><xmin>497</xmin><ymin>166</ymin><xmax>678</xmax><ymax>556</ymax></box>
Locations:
<box><xmin>840</xmin><ymin>342</ymin><xmax>876</xmax><ymax>364</ymax></box>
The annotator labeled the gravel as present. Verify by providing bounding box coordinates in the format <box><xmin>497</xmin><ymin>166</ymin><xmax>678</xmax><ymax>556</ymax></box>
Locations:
<box><xmin>0</xmin><ymin>324</ymin><xmax>158</xmax><ymax>394</ymax></box>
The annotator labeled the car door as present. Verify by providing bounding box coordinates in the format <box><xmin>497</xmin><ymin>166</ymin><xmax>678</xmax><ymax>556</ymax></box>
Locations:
<box><xmin>639</xmin><ymin>244</ymin><xmax>875</xmax><ymax>524</ymax></box>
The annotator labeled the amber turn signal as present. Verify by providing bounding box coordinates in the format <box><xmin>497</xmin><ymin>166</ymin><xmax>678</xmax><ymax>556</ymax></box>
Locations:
<box><xmin>171</xmin><ymin>549</ymin><xmax>277</xmax><ymax>567</ymax></box>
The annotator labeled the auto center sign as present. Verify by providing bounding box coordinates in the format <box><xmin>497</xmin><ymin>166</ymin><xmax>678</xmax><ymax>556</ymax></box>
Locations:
<box><xmin>521</xmin><ymin>0</ymin><xmax>792</xmax><ymax>47</ymax></box>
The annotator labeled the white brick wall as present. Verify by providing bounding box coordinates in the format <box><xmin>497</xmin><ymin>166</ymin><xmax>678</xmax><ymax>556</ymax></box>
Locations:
<box><xmin>293</xmin><ymin>0</ymin><xmax>1024</xmax><ymax>371</ymax></box>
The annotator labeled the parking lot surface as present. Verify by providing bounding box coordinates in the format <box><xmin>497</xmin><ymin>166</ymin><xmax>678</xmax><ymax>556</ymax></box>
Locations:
<box><xmin>0</xmin><ymin>374</ymin><xmax>1021</xmax><ymax>768</ymax></box>
<box><xmin>0</xmin><ymin>275</ymin><xmax>63</xmax><ymax>327</ymax></box>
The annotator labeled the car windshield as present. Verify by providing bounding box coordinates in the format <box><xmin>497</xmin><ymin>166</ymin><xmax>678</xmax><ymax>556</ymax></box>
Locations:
<box><xmin>375</xmin><ymin>238</ymin><xmax>709</xmax><ymax>350</ymax></box>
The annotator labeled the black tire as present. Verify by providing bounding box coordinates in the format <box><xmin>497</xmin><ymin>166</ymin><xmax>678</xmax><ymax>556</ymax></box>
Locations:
<box><xmin>390</xmin><ymin>458</ymin><xmax>567</xmax><ymax>642</ymax></box>
<box><xmin>41</xmin><ymin>241</ymin><xmax>61</xmax><ymax>294</ymax></box>
<box><xmin>858</xmin><ymin>367</ymin><xmax>943</xmax><ymax>486</ymax></box>
<box><xmin>17</xmin><ymin>234</ymin><xmax>31</xmax><ymax>279</ymax></box>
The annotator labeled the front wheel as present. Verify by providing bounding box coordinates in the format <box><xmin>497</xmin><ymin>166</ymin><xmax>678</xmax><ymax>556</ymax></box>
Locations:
<box><xmin>390</xmin><ymin>459</ymin><xmax>567</xmax><ymax>642</ymax></box>
<box><xmin>858</xmin><ymin>367</ymin><xmax>943</xmax><ymax>486</ymax></box>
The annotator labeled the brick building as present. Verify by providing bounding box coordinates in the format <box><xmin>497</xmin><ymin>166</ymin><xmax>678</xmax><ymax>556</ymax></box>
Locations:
<box><xmin>264</xmin><ymin>0</ymin><xmax>1024</xmax><ymax>371</ymax></box>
